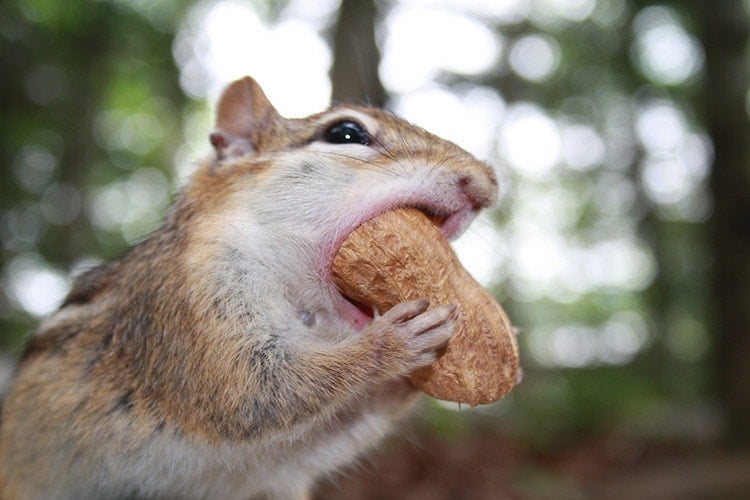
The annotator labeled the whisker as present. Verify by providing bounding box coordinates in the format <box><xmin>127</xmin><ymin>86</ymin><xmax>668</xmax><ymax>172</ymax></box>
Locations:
<box><xmin>461</xmin><ymin>213</ymin><xmax>506</xmax><ymax>263</ymax></box>
<box><xmin>308</xmin><ymin>150</ymin><xmax>408</xmax><ymax>180</ymax></box>
<box><xmin>395</xmin><ymin>126</ymin><xmax>420</xmax><ymax>171</ymax></box>
<box><xmin>365</xmin><ymin>130</ymin><xmax>408</xmax><ymax>173</ymax></box>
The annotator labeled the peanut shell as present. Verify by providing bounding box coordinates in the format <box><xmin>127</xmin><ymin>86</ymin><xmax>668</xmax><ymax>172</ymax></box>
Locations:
<box><xmin>332</xmin><ymin>208</ymin><xmax>519</xmax><ymax>406</ymax></box>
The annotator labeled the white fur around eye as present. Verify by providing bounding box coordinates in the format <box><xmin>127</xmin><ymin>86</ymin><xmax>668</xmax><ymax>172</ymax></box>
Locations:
<box><xmin>303</xmin><ymin>140</ymin><xmax>379</xmax><ymax>161</ymax></box>
<box><xmin>318</xmin><ymin>109</ymin><xmax>380</xmax><ymax>139</ymax></box>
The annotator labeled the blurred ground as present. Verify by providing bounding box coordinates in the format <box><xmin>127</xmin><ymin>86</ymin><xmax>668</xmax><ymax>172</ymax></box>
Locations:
<box><xmin>315</xmin><ymin>423</ymin><xmax>750</xmax><ymax>499</ymax></box>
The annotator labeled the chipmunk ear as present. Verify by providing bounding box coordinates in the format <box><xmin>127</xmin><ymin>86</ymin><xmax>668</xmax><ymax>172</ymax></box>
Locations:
<box><xmin>210</xmin><ymin>76</ymin><xmax>284</xmax><ymax>160</ymax></box>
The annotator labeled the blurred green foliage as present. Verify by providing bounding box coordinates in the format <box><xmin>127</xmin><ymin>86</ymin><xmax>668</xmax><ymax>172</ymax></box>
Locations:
<box><xmin>0</xmin><ymin>0</ymin><xmax>190</xmax><ymax>349</ymax></box>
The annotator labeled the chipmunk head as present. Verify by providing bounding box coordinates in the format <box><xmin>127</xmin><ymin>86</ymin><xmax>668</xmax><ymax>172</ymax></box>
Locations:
<box><xmin>184</xmin><ymin>76</ymin><xmax>499</xmax><ymax>332</ymax></box>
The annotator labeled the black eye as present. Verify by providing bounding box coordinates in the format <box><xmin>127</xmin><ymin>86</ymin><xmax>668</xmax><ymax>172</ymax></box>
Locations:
<box><xmin>324</xmin><ymin>121</ymin><xmax>370</xmax><ymax>146</ymax></box>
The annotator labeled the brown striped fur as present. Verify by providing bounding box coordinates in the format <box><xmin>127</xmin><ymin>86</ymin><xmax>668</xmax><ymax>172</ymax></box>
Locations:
<box><xmin>0</xmin><ymin>77</ymin><xmax>498</xmax><ymax>499</ymax></box>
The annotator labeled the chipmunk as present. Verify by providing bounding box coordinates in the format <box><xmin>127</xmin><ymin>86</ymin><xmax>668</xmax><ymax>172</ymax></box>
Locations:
<box><xmin>0</xmin><ymin>76</ymin><xmax>498</xmax><ymax>499</ymax></box>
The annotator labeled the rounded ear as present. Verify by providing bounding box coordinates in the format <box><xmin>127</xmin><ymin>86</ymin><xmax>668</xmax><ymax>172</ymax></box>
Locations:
<box><xmin>210</xmin><ymin>76</ymin><xmax>284</xmax><ymax>160</ymax></box>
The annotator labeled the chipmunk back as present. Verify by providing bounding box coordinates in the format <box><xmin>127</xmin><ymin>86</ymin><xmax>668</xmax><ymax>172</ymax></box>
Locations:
<box><xmin>0</xmin><ymin>76</ymin><xmax>498</xmax><ymax>499</ymax></box>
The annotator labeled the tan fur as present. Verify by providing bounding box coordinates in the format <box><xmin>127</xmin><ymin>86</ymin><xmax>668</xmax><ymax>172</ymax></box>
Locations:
<box><xmin>0</xmin><ymin>76</ymin><xmax>498</xmax><ymax>499</ymax></box>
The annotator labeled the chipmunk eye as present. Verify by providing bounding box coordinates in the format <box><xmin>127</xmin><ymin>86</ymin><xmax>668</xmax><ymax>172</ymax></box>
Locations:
<box><xmin>324</xmin><ymin>121</ymin><xmax>370</xmax><ymax>146</ymax></box>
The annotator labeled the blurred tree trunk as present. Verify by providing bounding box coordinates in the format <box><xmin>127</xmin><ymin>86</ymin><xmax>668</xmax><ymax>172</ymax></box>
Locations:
<box><xmin>330</xmin><ymin>0</ymin><xmax>386</xmax><ymax>107</ymax></box>
<box><xmin>702</xmin><ymin>0</ymin><xmax>750</xmax><ymax>447</ymax></box>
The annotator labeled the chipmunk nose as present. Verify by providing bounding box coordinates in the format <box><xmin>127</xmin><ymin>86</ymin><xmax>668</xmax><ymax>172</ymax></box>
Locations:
<box><xmin>458</xmin><ymin>163</ymin><xmax>498</xmax><ymax>209</ymax></box>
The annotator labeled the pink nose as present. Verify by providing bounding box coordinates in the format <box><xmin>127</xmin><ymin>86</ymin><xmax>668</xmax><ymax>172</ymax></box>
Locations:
<box><xmin>458</xmin><ymin>169</ymin><xmax>498</xmax><ymax>209</ymax></box>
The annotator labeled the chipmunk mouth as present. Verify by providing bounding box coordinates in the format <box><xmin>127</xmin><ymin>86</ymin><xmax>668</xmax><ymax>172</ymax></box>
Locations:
<box><xmin>419</xmin><ymin>203</ymin><xmax>477</xmax><ymax>240</ymax></box>
<box><xmin>341</xmin><ymin>295</ymin><xmax>375</xmax><ymax>322</ymax></box>
<box><xmin>327</xmin><ymin>202</ymin><xmax>478</xmax><ymax>330</ymax></box>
